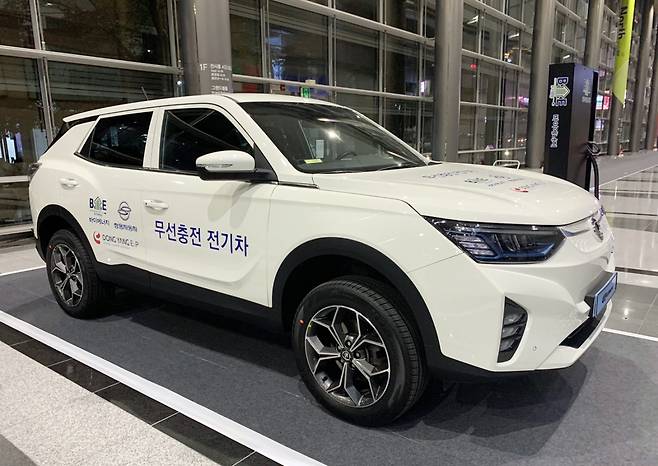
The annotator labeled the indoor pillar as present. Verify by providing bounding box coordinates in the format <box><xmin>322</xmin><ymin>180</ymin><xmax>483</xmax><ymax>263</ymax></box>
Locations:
<box><xmin>630</xmin><ymin>0</ymin><xmax>654</xmax><ymax>152</ymax></box>
<box><xmin>646</xmin><ymin>30</ymin><xmax>658</xmax><ymax>149</ymax></box>
<box><xmin>432</xmin><ymin>0</ymin><xmax>463</xmax><ymax>161</ymax></box>
<box><xmin>526</xmin><ymin>0</ymin><xmax>555</xmax><ymax>168</ymax></box>
<box><xmin>177</xmin><ymin>0</ymin><xmax>233</xmax><ymax>95</ymax></box>
<box><xmin>584</xmin><ymin>0</ymin><xmax>604</xmax><ymax>69</ymax></box>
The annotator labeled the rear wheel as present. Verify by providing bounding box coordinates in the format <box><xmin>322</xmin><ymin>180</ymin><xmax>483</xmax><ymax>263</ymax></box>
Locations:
<box><xmin>293</xmin><ymin>278</ymin><xmax>426</xmax><ymax>426</ymax></box>
<box><xmin>46</xmin><ymin>229</ymin><xmax>113</xmax><ymax>318</ymax></box>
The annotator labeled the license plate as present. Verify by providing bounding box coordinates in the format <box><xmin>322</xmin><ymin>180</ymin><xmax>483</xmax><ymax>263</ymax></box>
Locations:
<box><xmin>587</xmin><ymin>272</ymin><xmax>617</xmax><ymax>320</ymax></box>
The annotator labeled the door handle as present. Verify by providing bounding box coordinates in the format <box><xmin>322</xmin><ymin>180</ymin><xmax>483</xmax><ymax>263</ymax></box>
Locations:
<box><xmin>59</xmin><ymin>177</ymin><xmax>79</xmax><ymax>188</ymax></box>
<box><xmin>144</xmin><ymin>199</ymin><xmax>169</xmax><ymax>211</ymax></box>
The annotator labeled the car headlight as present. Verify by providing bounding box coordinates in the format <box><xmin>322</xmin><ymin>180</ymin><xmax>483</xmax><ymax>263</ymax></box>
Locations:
<box><xmin>425</xmin><ymin>217</ymin><xmax>565</xmax><ymax>263</ymax></box>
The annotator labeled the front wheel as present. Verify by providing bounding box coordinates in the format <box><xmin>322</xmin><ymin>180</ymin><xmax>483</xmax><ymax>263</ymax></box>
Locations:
<box><xmin>293</xmin><ymin>278</ymin><xmax>426</xmax><ymax>426</ymax></box>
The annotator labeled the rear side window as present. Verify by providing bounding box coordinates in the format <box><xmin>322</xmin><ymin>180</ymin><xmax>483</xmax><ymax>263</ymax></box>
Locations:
<box><xmin>81</xmin><ymin>112</ymin><xmax>152</xmax><ymax>168</ymax></box>
<box><xmin>159</xmin><ymin>108</ymin><xmax>251</xmax><ymax>172</ymax></box>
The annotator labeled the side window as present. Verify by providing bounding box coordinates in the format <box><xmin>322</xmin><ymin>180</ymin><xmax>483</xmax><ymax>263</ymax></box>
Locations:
<box><xmin>83</xmin><ymin>112</ymin><xmax>152</xmax><ymax>168</ymax></box>
<box><xmin>159</xmin><ymin>108</ymin><xmax>252</xmax><ymax>172</ymax></box>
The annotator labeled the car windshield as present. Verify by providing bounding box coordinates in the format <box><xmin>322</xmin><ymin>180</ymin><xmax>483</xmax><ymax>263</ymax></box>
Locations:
<box><xmin>241</xmin><ymin>102</ymin><xmax>428</xmax><ymax>173</ymax></box>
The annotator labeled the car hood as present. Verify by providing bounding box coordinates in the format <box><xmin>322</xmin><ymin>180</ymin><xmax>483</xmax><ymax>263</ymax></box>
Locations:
<box><xmin>312</xmin><ymin>163</ymin><xmax>600</xmax><ymax>225</ymax></box>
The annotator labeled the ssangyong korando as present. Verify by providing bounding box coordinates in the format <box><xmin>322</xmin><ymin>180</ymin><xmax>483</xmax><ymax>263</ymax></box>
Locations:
<box><xmin>29</xmin><ymin>94</ymin><xmax>616</xmax><ymax>425</ymax></box>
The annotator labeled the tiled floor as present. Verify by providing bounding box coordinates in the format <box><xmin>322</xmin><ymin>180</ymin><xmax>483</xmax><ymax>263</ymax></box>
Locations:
<box><xmin>1</xmin><ymin>152</ymin><xmax>658</xmax><ymax>465</ymax></box>
<box><xmin>0</xmin><ymin>339</ymin><xmax>218</xmax><ymax>465</ymax></box>
<box><xmin>0</xmin><ymin>323</ymin><xmax>281</xmax><ymax>466</ymax></box>
<box><xmin>597</xmin><ymin>154</ymin><xmax>658</xmax><ymax>337</ymax></box>
<box><xmin>0</xmin><ymin>242</ymin><xmax>43</xmax><ymax>274</ymax></box>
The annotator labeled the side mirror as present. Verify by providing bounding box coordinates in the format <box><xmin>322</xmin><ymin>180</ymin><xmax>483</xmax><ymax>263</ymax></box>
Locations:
<box><xmin>196</xmin><ymin>150</ymin><xmax>255</xmax><ymax>174</ymax></box>
<box><xmin>196</xmin><ymin>149</ymin><xmax>277</xmax><ymax>182</ymax></box>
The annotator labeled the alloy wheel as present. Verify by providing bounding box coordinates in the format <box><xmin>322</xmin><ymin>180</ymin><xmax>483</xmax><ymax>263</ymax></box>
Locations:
<box><xmin>305</xmin><ymin>305</ymin><xmax>391</xmax><ymax>408</ymax></box>
<box><xmin>51</xmin><ymin>244</ymin><xmax>84</xmax><ymax>307</ymax></box>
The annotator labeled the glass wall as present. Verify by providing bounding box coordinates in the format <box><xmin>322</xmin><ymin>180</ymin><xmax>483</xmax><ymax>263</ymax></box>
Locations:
<box><xmin>0</xmin><ymin>57</ymin><xmax>45</xmax><ymax>176</ymax></box>
<box><xmin>0</xmin><ymin>0</ymin><xmax>177</xmax><ymax>228</ymax></box>
<box><xmin>552</xmin><ymin>0</ymin><xmax>587</xmax><ymax>65</ymax></box>
<box><xmin>450</xmin><ymin>1</ymin><xmax>531</xmax><ymax>165</ymax></box>
<box><xmin>49</xmin><ymin>63</ymin><xmax>174</xmax><ymax>124</ymax></box>
<box><xmin>593</xmin><ymin>5</ymin><xmax>618</xmax><ymax>154</ymax></box>
<box><xmin>38</xmin><ymin>0</ymin><xmax>171</xmax><ymax>65</ymax></box>
<box><xmin>0</xmin><ymin>0</ymin><xmax>645</xmax><ymax>229</ymax></box>
<box><xmin>0</xmin><ymin>0</ymin><xmax>34</xmax><ymax>48</ymax></box>
<box><xmin>229</xmin><ymin>0</ymin><xmax>533</xmax><ymax>163</ymax></box>
<box><xmin>336</xmin><ymin>22</ymin><xmax>378</xmax><ymax>90</ymax></box>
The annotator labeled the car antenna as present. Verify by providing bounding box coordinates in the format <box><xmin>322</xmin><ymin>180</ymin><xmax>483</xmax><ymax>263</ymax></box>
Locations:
<box><xmin>141</xmin><ymin>86</ymin><xmax>150</xmax><ymax>100</ymax></box>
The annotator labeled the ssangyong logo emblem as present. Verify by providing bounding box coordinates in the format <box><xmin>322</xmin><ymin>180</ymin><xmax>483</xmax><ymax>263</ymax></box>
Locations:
<box><xmin>591</xmin><ymin>217</ymin><xmax>604</xmax><ymax>241</ymax></box>
<box><xmin>117</xmin><ymin>201</ymin><xmax>131</xmax><ymax>221</ymax></box>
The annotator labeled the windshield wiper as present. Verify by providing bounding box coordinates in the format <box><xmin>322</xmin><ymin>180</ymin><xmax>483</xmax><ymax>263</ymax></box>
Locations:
<box><xmin>374</xmin><ymin>163</ymin><xmax>413</xmax><ymax>172</ymax></box>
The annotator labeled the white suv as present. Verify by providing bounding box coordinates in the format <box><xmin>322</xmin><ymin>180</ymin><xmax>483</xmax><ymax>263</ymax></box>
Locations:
<box><xmin>29</xmin><ymin>94</ymin><xmax>616</xmax><ymax>425</ymax></box>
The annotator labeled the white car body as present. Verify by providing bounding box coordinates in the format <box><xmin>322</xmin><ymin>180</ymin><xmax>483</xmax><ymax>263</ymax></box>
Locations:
<box><xmin>29</xmin><ymin>94</ymin><xmax>615</xmax><ymax>378</ymax></box>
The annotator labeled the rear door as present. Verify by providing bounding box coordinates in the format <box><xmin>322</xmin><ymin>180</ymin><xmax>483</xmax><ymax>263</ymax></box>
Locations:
<box><xmin>141</xmin><ymin>104</ymin><xmax>275</xmax><ymax>307</ymax></box>
<box><xmin>58</xmin><ymin>110</ymin><xmax>156</xmax><ymax>269</ymax></box>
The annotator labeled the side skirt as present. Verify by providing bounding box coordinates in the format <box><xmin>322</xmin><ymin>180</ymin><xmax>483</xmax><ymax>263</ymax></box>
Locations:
<box><xmin>95</xmin><ymin>263</ymin><xmax>282</xmax><ymax>332</ymax></box>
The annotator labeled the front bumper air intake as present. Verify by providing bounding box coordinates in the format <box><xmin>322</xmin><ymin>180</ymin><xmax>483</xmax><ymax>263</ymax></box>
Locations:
<box><xmin>498</xmin><ymin>298</ymin><xmax>528</xmax><ymax>362</ymax></box>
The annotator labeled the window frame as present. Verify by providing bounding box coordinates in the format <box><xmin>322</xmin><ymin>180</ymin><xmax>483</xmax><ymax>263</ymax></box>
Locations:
<box><xmin>148</xmin><ymin>104</ymin><xmax>256</xmax><ymax>175</ymax></box>
<box><xmin>75</xmin><ymin>109</ymin><xmax>158</xmax><ymax>171</ymax></box>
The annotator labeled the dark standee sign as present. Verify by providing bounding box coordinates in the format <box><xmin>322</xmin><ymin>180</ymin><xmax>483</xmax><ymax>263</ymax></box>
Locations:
<box><xmin>544</xmin><ymin>63</ymin><xmax>598</xmax><ymax>190</ymax></box>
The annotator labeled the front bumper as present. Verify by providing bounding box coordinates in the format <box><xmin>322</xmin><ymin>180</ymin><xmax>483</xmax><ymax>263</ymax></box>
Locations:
<box><xmin>409</xmin><ymin>219</ymin><xmax>615</xmax><ymax>374</ymax></box>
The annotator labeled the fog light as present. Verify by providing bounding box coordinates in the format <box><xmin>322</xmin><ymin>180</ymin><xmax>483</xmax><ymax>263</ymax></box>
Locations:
<box><xmin>498</xmin><ymin>298</ymin><xmax>528</xmax><ymax>362</ymax></box>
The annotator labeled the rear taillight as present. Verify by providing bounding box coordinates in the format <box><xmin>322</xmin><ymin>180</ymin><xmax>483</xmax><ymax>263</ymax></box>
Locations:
<box><xmin>28</xmin><ymin>162</ymin><xmax>41</xmax><ymax>182</ymax></box>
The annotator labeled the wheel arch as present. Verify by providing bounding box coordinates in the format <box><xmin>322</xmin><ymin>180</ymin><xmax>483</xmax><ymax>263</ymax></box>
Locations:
<box><xmin>36</xmin><ymin>205</ymin><xmax>93</xmax><ymax>261</ymax></box>
<box><xmin>272</xmin><ymin>237</ymin><xmax>444</xmax><ymax>371</ymax></box>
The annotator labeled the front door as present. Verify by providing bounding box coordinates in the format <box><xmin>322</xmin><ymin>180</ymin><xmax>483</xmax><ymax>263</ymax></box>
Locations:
<box><xmin>142</xmin><ymin>105</ymin><xmax>274</xmax><ymax>307</ymax></box>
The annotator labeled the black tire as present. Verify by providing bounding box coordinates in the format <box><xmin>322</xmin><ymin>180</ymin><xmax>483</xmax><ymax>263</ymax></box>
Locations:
<box><xmin>45</xmin><ymin>229</ymin><xmax>113</xmax><ymax>318</ymax></box>
<box><xmin>293</xmin><ymin>277</ymin><xmax>426</xmax><ymax>426</ymax></box>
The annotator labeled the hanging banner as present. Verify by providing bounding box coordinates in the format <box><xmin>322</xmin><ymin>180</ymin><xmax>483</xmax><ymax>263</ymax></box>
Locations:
<box><xmin>611</xmin><ymin>0</ymin><xmax>636</xmax><ymax>104</ymax></box>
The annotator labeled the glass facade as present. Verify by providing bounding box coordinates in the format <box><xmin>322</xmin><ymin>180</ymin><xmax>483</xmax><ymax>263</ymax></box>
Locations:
<box><xmin>0</xmin><ymin>0</ymin><xmax>178</xmax><ymax>228</ymax></box>
<box><xmin>0</xmin><ymin>0</ymin><xmax>653</xmax><ymax>230</ymax></box>
<box><xmin>228</xmin><ymin>0</ymin><xmax>539</xmax><ymax>164</ymax></box>
<box><xmin>0</xmin><ymin>56</ymin><xmax>45</xmax><ymax>177</ymax></box>
<box><xmin>593</xmin><ymin>3</ymin><xmax>618</xmax><ymax>154</ymax></box>
<box><xmin>38</xmin><ymin>0</ymin><xmax>171</xmax><ymax>65</ymax></box>
<box><xmin>0</xmin><ymin>0</ymin><xmax>34</xmax><ymax>48</ymax></box>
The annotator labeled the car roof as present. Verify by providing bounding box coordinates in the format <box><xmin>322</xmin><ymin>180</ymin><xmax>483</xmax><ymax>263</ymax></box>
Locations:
<box><xmin>63</xmin><ymin>93</ymin><xmax>340</xmax><ymax>123</ymax></box>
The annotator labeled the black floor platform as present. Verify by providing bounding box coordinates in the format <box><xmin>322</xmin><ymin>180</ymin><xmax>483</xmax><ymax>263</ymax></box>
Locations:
<box><xmin>2</xmin><ymin>269</ymin><xmax>658</xmax><ymax>465</ymax></box>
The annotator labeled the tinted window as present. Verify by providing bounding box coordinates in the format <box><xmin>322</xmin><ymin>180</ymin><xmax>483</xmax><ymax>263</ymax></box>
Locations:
<box><xmin>159</xmin><ymin>108</ymin><xmax>251</xmax><ymax>172</ymax></box>
<box><xmin>84</xmin><ymin>112</ymin><xmax>152</xmax><ymax>167</ymax></box>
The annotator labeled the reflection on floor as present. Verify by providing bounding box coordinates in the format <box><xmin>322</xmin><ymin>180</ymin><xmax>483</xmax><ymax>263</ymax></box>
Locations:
<box><xmin>598</xmin><ymin>154</ymin><xmax>658</xmax><ymax>337</ymax></box>
<box><xmin>1</xmin><ymin>270</ymin><xmax>657</xmax><ymax>466</ymax></box>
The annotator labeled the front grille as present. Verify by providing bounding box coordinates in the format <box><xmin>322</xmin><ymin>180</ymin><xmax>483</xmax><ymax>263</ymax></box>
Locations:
<box><xmin>498</xmin><ymin>298</ymin><xmax>528</xmax><ymax>362</ymax></box>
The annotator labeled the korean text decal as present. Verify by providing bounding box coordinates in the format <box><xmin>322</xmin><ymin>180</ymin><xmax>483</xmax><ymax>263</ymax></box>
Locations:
<box><xmin>154</xmin><ymin>220</ymin><xmax>249</xmax><ymax>257</ymax></box>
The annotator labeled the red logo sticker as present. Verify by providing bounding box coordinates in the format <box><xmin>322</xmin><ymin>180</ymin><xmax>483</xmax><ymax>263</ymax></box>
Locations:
<box><xmin>93</xmin><ymin>231</ymin><xmax>101</xmax><ymax>245</ymax></box>
<box><xmin>512</xmin><ymin>187</ymin><xmax>529</xmax><ymax>193</ymax></box>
